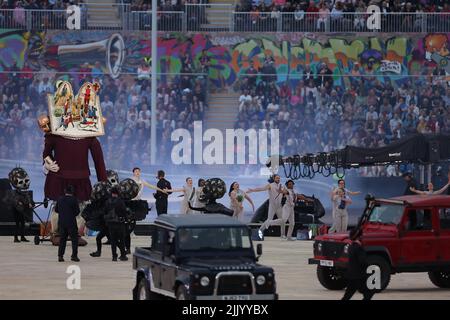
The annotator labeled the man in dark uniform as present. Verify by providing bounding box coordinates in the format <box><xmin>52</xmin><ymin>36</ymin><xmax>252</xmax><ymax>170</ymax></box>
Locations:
<box><xmin>12</xmin><ymin>189</ymin><xmax>33</xmax><ymax>243</ymax></box>
<box><xmin>402</xmin><ymin>172</ymin><xmax>418</xmax><ymax>195</ymax></box>
<box><xmin>155</xmin><ymin>170</ymin><xmax>172</xmax><ymax>216</ymax></box>
<box><xmin>342</xmin><ymin>229</ymin><xmax>375</xmax><ymax>300</ymax></box>
<box><xmin>56</xmin><ymin>185</ymin><xmax>80</xmax><ymax>262</ymax></box>
<box><xmin>105</xmin><ymin>187</ymin><xmax>128</xmax><ymax>261</ymax></box>
<box><xmin>89</xmin><ymin>209</ymin><xmax>109</xmax><ymax>258</ymax></box>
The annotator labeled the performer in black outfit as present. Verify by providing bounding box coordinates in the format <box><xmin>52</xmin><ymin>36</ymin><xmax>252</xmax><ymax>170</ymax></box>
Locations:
<box><xmin>105</xmin><ymin>187</ymin><xmax>128</xmax><ymax>261</ymax></box>
<box><xmin>155</xmin><ymin>170</ymin><xmax>172</xmax><ymax>215</ymax></box>
<box><xmin>342</xmin><ymin>229</ymin><xmax>375</xmax><ymax>300</ymax></box>
<box><xmin>55</xmin><ymin>185</ymin><xmax>80</xmax><ymax>262</ymax></box>
<box><xmin>124</xmin><ymin>219</ymin><xmax>135</xmax><ymax>254</ymax></box>
<box><xmin>7</xmin><ymin>167</ymin><xmax>33</xmax><ymax>243</ymax></box>
<box><xmin>12</xmin><ymin>190</ymin><xmax>33</xmax><ymax>243</ymax></box>
<box><xmin>89</xmin><ymin>214</ymin><xmax>109</xmax><ymax>257</ymax></box>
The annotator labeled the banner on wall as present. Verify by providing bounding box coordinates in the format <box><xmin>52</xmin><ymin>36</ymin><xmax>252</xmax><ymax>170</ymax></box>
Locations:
<box><xmin>380</xmin><ymin>60</ymin><xmax>402</xmax><ymax>74</ymax></box>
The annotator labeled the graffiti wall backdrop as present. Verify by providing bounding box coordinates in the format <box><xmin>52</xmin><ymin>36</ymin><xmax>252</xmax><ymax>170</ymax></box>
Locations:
<box><xmin>0</xmin><ymin>30</ymin><xmax>449</xmax><ymax>88</ymax></box>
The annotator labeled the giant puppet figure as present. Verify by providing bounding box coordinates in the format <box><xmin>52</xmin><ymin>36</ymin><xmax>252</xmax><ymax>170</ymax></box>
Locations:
<box><xmin>38</xmin><ymin>81</ymin><xmax>107</xmax><ymax>241</ymax></box>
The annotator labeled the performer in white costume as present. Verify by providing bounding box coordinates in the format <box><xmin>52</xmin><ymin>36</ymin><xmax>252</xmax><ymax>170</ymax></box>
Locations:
<box><xmin>130</xmin><ymin>167</ymin><xmax>166</xmax><ymax>200</ymax></box>
<box><xmin>229</xmin><ymin>181</ymin><xmax>255</xmax><ymax>221</ymax></box>
<box><xmin>165</xmin><ymin>177</ymin><xmax>195</xmax><ymax>214</ymax></box>
<box><xmin>247</xmin><ymin>174</ymin><xmax>284</xmax><ymax>231</ymax></box>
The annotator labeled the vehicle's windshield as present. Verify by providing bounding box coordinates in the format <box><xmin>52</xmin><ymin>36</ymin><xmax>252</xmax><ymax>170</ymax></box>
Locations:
<box><xmin>368</xmin><ymin>204</ymin><xmax>404</xmax><ymax>225</ymax></box>
<box><xmin>177</xmin><ymin>227</ymin><xmax>252</xmax><ymax>251</ymax></box>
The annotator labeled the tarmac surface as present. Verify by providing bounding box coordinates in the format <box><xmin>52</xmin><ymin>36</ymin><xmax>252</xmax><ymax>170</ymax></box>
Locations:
<box><xmin>1</xmin><ymin>236</ymin><xmax>449</xmax><ymax>300</ymax></box>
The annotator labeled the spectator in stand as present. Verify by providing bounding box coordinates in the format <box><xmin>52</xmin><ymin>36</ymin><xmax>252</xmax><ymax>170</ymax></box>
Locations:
<box><xmin>317</xmin><ymin>2</ymin><xmax>330</xmax><ymax>30</ymax></box>
<box><xmin>38</xmin><ymin>76</ymin><xmax>53</xmax><ymax>95</ymax></box>
<box><xmin>293</xmin><ymin>4</ymin><xmax>306</xmax><ymax>30</ymax></box>
<box><xmin>198</xmin><ymin>49</ymin><xmax>211</xmax><ymax>74</ymax></box>
<box><xmin>245</xmin><ymin>60</ymin><xmax>259</xmax><ymax>89</ymax></box>
<box><xmin>239</xmin><ymin>89</ymin><xmax>252</xmax><ymax>112</ymax></box>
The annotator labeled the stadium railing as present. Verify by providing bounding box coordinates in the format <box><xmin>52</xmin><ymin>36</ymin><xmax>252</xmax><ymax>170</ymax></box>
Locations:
<box><xmin>0</xmin><ymin>7</ymin><xmax>449</xmax><ymax>32</ymax></box>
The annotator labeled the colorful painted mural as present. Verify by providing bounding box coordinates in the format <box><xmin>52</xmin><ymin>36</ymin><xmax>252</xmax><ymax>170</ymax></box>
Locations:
<box><xmin>0</xmin><ymin>29</ymin><xmax>448</xmax><ymax>89</ymax></box>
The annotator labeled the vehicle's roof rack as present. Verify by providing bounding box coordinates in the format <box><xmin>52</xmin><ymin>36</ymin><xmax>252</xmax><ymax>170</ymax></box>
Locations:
<box><xmin>376</xmin><ymin>198</ymin><xmax>410</xmax><ymax>206</ymax></box>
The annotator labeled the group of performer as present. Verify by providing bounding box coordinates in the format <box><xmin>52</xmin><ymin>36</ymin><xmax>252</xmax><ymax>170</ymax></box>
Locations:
<box><xmin>146</xmin><ymin>173</ymin><xmax>314</xmax><ymax>241</ymax></box>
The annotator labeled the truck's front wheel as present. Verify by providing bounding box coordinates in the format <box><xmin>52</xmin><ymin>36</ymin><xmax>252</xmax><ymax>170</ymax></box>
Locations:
<box><xmin>428</xmin><ymin>270</ymin><xmax>450</xmax><ymax>288</ymax></box>
<box><xmin>176</xmin><ymin>285</ymin><xmax>190</xmax><ymax>300</ymax></box>
<box><xmin>137</xmin><ymin>278</ymin><xmax>150</xmax><ymax>300</ymax></box>
<box><xmin>366</xmin><ymin>255</ymin><xmax>391</xmax><ymax>292</ymax></box>
<box><xmin>317</xmin><ymin>266</ymin><xmax>347</xmax><ymax>290</ymax></box>
<box><xmin>137</xmin><ymin>278</ymin><xmax>161</xmax><ymax>300</ymax></box>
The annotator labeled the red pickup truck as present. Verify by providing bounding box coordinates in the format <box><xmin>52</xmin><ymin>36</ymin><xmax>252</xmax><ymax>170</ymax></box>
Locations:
<box><xmin>309</xmin><ymin>195</ymin><xmax>450</xmax><ymax>291</ymax></box>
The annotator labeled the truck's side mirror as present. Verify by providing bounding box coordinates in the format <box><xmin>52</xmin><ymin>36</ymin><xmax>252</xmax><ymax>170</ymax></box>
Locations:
<box><xmin>256</xmin><ymin>244</ymin><xmax>263</xmax><ymax>257</ymax></box>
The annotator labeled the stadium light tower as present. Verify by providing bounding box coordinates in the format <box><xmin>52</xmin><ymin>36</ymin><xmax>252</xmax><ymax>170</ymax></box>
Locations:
<box><xmin>150</xmin><ymin>0</ymin><xmax>157</xmax><ymax>165</ymax></box>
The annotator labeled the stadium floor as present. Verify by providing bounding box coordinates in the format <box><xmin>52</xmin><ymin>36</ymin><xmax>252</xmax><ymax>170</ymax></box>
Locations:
<box><xmin>1</xmin><ymin>236</ymin><xmax>449</xmax><ymax>300</ymax></box>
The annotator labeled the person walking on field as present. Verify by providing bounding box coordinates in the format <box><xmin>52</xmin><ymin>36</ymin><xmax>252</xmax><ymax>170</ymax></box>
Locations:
<box><xmin>104</xmin><ymin>186</ymin><xmax>128</xmax><ymax>262</ymax></box>
<box><xmin>342</xmin><ymin>229</ymin><xmax>376</xmax><ymax>300</ymax></box>
<box><xmin>56</xmin><ymin>185</ymin><xmax>80</xmax><ymax>262</ymax></box>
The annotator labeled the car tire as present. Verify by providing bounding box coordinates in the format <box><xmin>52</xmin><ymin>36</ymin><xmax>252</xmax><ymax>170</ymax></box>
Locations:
<box><xmin>317</xmin><ymin>266</ymin><xmax>347</xmax><ymax>290</ymax></box>
<box><xmin>136</xmin><ymin>278</ymin><xmax>151</xmax><ymax>300</ymax></box>
<box><xmin>366</xmin><ymin>255</ymin><xmax>391</xmax><ymax>292</ymax></box>
<box><xmin>176</xmin><ymin>285</ymin><xmax>190</xmax><ymax>300</ymax></box>
<box><xmin>136</xmin><ymin>278</ymin><xmax>161</xmax><ymax>300</ymax></box>
<box><xmin>428</xmin><ymin>270</ymin><xmax>450</xmax><ymax>288</ymax></box>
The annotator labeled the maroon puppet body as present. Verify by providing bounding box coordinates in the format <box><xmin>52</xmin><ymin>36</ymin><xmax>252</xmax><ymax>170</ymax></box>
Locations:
<box><xmin>43</xmin><ymin>133</ymin><xmax>107</xmax><ymax>201</ymax></box>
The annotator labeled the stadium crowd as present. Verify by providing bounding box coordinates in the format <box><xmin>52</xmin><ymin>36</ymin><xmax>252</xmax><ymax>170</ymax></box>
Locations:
<box><xmin>1</xmin><ymin>51</ymin><xmax>449</xmax><ymax>177</ymax></box>
<box><xmin>234</xmin><ymin>58</ymin><xmax>450</xmax><ymax>177</ymax></box>
<box><xmin>0</xmin><ymin>58</ymin><xmax>207</xmax><ymax>169</ymax></box>
<box><xmin>1</xmin><ymin>0</ymin><xmax>448</xmax><ymax>33</ymax></box>
<box><xmin>235</xmin><ymin>0</ymin><xmax>450</xmax><ymax>32</ymax></box>
<box><xmin>129</xmin><ymin>0</ymin><xmax>208</xmax><ymax>31</ymax></box>
<box><xmin>0</xmin><ymin>0</ymin><xmax>88</xmax><ymax>29</ymax></box>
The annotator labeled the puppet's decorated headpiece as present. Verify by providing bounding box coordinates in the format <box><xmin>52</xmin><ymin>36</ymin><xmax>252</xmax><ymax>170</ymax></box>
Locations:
<box><xmin>38</xmin><ymin>80</ymin><xmax>105</xmax><ymax>138</ymax></box>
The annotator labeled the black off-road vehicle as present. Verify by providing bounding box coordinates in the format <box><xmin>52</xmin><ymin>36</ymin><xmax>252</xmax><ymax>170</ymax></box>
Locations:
<box><xmin>132</xmin><ymin>214</ymin><xmax>278</xmax><ymax>300</ymax></box>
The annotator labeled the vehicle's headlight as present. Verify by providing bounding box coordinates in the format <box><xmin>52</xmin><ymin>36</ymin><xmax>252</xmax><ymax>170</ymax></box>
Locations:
<box><xmin>200</xmin><ymin>276</ymin><xmax>210</xmax><ymax>287</ymax></box>
<box><xmin>343</xmin><ymin>244</ymin><xmax>350</xmax><ymax>255</ymax></box>
<box><xmin>256</xmin><ymin>275</ymin><xmax>266</xmax><ymax>286</ymax></box>
<box><xmin>317</xmin><ymin>243</ymin><xmax>323</xmax><ymax>252</ymax></box>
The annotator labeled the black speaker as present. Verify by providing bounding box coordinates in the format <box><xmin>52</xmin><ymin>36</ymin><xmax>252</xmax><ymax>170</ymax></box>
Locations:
<box><xmin>429</xmin><ymin>140</ymin><xmax>440</xmax><ymax>162</ymax></box>
<box><xmin>125</xmin><ymin>200</ymin><xmax>150</xmax><ymax>221</ymax></box>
